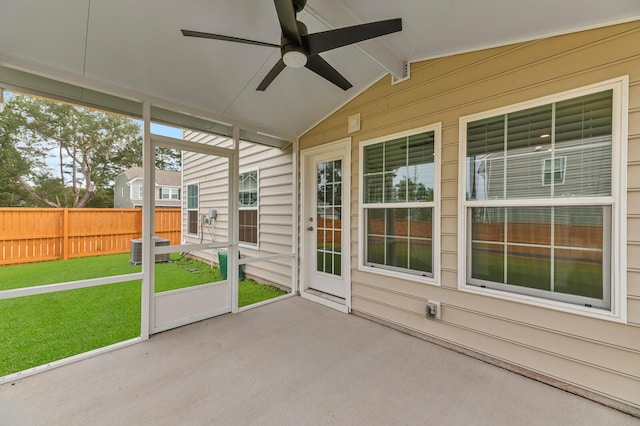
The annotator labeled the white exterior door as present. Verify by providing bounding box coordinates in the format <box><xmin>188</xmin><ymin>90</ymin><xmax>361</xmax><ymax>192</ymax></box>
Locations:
<box><xmin>302</xmin><ymin>140</ymin><xmax>350</xmax><ymax>301</ymax></box>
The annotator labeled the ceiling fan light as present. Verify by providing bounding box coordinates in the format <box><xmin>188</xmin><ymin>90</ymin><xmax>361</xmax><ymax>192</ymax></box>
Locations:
<box><xmin>283</xmin><ymin>50</ymin><xmax>307</xmax><ymax>68</ymax></box>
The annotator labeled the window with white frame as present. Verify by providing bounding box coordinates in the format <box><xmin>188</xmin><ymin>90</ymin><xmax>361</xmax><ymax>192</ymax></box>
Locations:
<box><xmin>239</xmin><ymin>170</ymin><xmax>258</xmax><ymax>246</ymax></box>
<box><xmin>460</xmin><ymin>79</ymin><xmax>626</xmax><ymax>312</ymax></box>
<box><xmin>138</xmin><ymin>186</ymin><xmax>143</xmax><ymax>199</ymax></box>
<box><xmin>159</xmin><ymin>187</ymin><xmax>180</xmax><ymax>200</ymax></box>
<box><xmin>542</xmin><ymin>157</ymin><xmax>566</xmax><ymax>186</ymax></box>
<box><xmin>360</xmin><ymin>125</ymin><xmax>440</xmax><ymax>279</ymax></box>
<box><xmin>187</xmin><ymin>183</ymin><xmax>199</xmax><ymax>235</ymax></box>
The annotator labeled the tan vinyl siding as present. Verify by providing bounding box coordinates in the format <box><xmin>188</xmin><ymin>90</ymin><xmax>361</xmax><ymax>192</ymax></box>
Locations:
<box><xmin>182</xmin><ymin>131</ymin><xmax>294</xmax><ymax>289</ymax></box>
<box><xmin>300</xmin><ymin>20</ymin><xmax>640</xmax><ymax>411</ymax></box>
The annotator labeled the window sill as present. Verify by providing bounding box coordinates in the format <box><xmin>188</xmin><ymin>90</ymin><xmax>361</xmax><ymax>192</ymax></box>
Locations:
<box><xmin>358</xmin><ymin>264</ymin><xmax>440</xmax><ymax>286</ymax></box>
<box><xmin>458</xmin><ymin>283</ymin><xmax>625</xmax><ymax>323</ymax></box>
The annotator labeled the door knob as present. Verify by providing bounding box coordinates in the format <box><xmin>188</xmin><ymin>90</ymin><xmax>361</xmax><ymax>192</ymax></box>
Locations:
<box><xmin>306</xmin><ymin>226</ymin><xmax>313</xmax><ymax>231</ymax></box>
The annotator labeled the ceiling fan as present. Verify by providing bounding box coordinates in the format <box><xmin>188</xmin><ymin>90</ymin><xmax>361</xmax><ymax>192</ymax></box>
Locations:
<box><xmin>181</xmin><ymin>0</ymin><xmax>402</xmax><ymax>91</ymax></box>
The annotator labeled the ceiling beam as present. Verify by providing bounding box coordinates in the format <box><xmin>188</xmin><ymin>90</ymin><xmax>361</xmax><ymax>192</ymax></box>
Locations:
<box><xmin>305</xmin><ymin>0</ymin><xmax>407</xmax><ymax>80</ymax></box>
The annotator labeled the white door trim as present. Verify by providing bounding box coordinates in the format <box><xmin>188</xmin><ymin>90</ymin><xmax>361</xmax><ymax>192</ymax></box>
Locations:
<box><xmin>300</xmin><ymin>138</ymin><xmax>351</xmax><ymax>313</ymax></box>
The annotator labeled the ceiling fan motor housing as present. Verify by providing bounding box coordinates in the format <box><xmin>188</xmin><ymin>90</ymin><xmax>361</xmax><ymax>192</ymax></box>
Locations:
<box><xmin>281</xmin><ymin>20</ymin><xmax>309</xmax><ymax>68</ymax></box>
<box><xmin>282</xmin><ymin>44</ymin><xmax>308</xmax><ymax>68</ymax></box>
<box><xmin>292</xmin><ymin>0</ymin><xmax>307</xmax><ymax>13</ymax></box>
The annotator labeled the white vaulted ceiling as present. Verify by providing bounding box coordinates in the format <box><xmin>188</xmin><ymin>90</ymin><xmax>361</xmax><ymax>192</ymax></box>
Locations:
<box><xmin>1</xmin><ymin>0</ymin><xmax>639</xmax><ymax>140</ymax></box>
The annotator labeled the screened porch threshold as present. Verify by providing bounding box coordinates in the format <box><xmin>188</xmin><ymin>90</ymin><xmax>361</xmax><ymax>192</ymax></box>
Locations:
<box><xmin>0</xmin><ymin>297</ymin><xmax>635</xmax><ymax>425</ymax></box>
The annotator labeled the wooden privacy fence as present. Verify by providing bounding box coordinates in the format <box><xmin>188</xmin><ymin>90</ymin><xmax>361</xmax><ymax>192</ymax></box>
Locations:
<box><xmin>0</xmin><ymin>208</ymin><xmax>181</xmax><ymax>266</ymax></box>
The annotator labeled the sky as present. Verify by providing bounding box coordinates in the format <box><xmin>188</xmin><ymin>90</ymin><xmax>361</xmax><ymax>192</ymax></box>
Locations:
<box><xmin>149</xmin><ymin>122</ymin><xmax>182</xmax><ymax>138</ymax></box>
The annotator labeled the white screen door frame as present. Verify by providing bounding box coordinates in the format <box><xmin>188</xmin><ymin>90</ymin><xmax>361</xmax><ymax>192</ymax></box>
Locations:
<box><xmin>146</xmin><ymin>133</ymin><xmax>236</xmax><ymax>334</ymax></box>
<box><xmin>300</xmin><ymin>138</ymin><xmax>351</xmax><ymax>313</ymax></box>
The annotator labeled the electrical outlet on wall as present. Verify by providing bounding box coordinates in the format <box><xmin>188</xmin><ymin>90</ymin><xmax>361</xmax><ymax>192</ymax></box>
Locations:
<box><xmin>426</xmin><ymin>300</ymin><xmax>441</xmax><ymax>320</ymax></box>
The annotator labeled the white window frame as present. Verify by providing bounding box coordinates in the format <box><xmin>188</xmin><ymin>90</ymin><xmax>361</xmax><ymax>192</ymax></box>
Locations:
<box><xmin>138</xmin><ymin>185</ymin><xmax>143</xmax><ymax>200</ymax></box>
<box><xmin>238</xmin><ymin>168</ymin><xmax>259</xmax><ymax>249</ymax></box>
<box><xmin>159</xmin><ymin>186</ymin><xmax>180</xmax><ymax>200</ymax></box>
<box><xmin>541</xmin><ymin>156</ymin><xmax>567</xmax><ymax>186</ymax></box>
<box><xmin>358</xmin><ymin>123</ymin><xmax>441</xmax><ymax>285</ymax></box>
<box><xmin>458</xmin><ymin>77</ymin><xmax>628</xmax><ymax>322</ymax></box>
<box><xmin>186</xmin><ymin>182</ymin><xmax>199</xmax><ymax>237</ymax></box>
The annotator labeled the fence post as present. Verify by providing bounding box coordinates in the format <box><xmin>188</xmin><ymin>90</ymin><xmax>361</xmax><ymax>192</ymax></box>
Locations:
<box><xmin>63</xmin><ymin>208</ymin><xmax>69</xmax><ymax>260</ymax></box>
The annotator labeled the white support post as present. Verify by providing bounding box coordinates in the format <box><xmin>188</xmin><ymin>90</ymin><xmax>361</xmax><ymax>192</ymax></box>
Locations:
<box><xmin>292</xmin><ymin>139</ymin><xmax>299</xmax><ymax>295</ymax></box>
<box><xmin>229</xmin><ymin>125</ymin><xmax>240</xmax><ymax>313</ymax></box>
<box><xmin>141</xmin><ymin>101</ymin><xmax>155</xmax><ymax>339</ymax></box>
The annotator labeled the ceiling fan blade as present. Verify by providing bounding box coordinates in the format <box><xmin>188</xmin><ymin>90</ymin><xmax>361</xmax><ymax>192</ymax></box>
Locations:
<box><xmin>181</xmin><ymin>30</ymin><xmax>280</xmax><ymax>48</ymax></box>
<box><xmin>305</xmin><ymin>55</ymin><xmax>352</xmax><ymax>91</ymax></box>
<box><xmin>274</xmin><ymin>0</ymin><xmax>301</xmax><ymax>45</ymax></box>
<box><xmin>304</xmin><ymin>18</ymin><xmax>402</xmax><ymax>55</ymax></box>
<box><xmin>257</xmin><ymin>58</ymin><xmax>287</xmax><ymax>91</ymax></box>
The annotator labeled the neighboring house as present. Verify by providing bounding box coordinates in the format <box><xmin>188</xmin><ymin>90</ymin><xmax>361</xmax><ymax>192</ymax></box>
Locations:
<box><xmin>181</xmin><ymin>133</ymin><xmax>294</xmax><ymax>289</ymax></box>
<box><xmin>114</xmin><ymin>167</ymin><xmax>181</xmax><ymax>208</ymax></box>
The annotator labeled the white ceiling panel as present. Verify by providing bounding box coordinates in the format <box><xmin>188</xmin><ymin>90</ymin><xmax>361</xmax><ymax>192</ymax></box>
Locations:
<box><xmin>1</xmin><ymin>0</ymin><xmax>639</xmax><ymax>139</ymax></box>
<box><xmin>0</xmin><ymin>0</ymin><xmax>89</xmax><ymax>74</ymax></box>
<box><xmin>227</xmin><ymin>44</ymin><xmax>385</xmax><ymax>134</ymax></box>
<box><xmin>83</xmin><ymin>0</ymin><xmax>278</xmax><ymax>114</ymax></box>
<box><xmin>340</xmin><ymin>0</ymin><xmax>640</xmax><ymax>60</ymax></box>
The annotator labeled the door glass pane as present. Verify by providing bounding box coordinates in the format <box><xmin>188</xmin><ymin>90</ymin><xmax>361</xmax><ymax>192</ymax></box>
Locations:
<box><xmin>316</xmin><ymin>160</ymin><xmax>342</xmax><ymax>276</ymax></box>
<box><xmin>334</xmin><ymin>254</ymin><xmax>342</xmax><ymax>276</ymax></box>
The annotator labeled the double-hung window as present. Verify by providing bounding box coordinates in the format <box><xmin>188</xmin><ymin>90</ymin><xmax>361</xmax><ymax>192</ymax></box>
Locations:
<box><xmin>460</xmin><ymin>78</ymin><xmax>627</xmax><ymax>315</ymax></box>
<box><xmin>239</xmin><ymin>170</ymin><xmax>258</xmax><ymax>246</ymax></box>
<box><xmin>360</xmin><ymin>124</ymin><xmax>440</xmax><ymax>282</ymax></box>
<box><xmin>187</xmin><ymin>182</ymin><xmax>199</xmax><ymax>236</ymax></box>
<box><xmin>542</xmin><ymin>157</ymin><xmax>566</xmax><ymax>186</ymax></box>
<box><xmin>159</xmin><ymin>187</ymin><xmax>180</xmax><ymax>200</ymax></box>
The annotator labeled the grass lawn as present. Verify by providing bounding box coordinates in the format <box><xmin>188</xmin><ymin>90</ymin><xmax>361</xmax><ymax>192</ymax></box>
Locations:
<box><xmin>0</xmin><ymin>253</ymin><xmax>287</xmax><ymax>377</ymax></box>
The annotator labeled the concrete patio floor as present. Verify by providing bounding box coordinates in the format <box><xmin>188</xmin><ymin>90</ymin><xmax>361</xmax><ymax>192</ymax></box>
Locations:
<box><xmin>1</xmin><ymin>297</ymin><xmax>637</xmax><ymax>425</ymax></box>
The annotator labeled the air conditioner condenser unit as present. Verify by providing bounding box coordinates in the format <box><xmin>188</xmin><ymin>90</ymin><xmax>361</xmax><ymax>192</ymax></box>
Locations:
<box><xmin>130</xmin><ymin>237</ymin><xmax>170</xmax><ymax>265</ymax></box>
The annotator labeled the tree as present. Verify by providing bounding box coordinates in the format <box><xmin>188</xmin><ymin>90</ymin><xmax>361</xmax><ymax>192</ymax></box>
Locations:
<box><xmin>393</xmin><ymin>176</ymin><xmax>433</xmax><ymax>202</ymax></box>
<box><xmin>0</xmin><ymin>94</ymin><xmax>179</xmax><ymax>208</ymax></box>
<box><xmin>0</xmin><ymin>100</ymin><xmax>33</xmax><ymax>206</ymax></box>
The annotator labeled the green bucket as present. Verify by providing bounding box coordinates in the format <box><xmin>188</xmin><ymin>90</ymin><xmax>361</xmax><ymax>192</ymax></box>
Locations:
<box><xmin>218</xmin><ymin>251</ymin><xmax>245</xmax><ymax>280</ymax></box>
